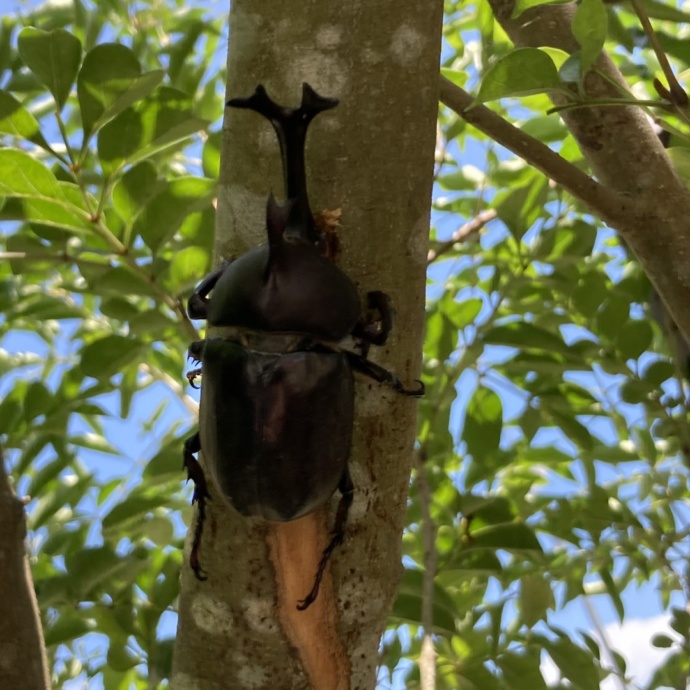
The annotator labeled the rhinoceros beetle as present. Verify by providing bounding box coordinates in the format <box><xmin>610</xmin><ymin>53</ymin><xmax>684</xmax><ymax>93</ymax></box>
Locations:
<box><xmin>183</xmin><ymin>83</ymin><xmax>423</xmax><ymax>610</ymax></box>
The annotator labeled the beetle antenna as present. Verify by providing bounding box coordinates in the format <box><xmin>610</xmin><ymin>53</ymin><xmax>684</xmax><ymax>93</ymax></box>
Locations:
<box><xmin>227</xmin><ymin>83</ymin><xmax>338</xmax><ymax>246</ymax></box>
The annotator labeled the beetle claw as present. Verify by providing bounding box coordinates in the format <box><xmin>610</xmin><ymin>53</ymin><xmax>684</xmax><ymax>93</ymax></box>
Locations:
<box><xmin>186</xmin><ymin>368</ymin><xmax>202</xmax><ymax>388</ymax></box>
<box><xmin>399</xmin><ymin>379</ymin><xmax>425</xmax><ymax>397</ymax></box>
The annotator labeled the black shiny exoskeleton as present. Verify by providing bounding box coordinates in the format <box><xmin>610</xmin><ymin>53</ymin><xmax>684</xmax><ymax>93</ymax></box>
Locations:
<box><xmin>183</xmin><ymin>83</ymin><xmax>423</xmax><ymax>610</ymax></box>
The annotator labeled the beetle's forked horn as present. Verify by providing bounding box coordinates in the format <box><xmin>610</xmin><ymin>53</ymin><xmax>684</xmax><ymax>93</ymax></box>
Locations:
<box><xmin>227</xmin><ymin>83</ymin><xmax>338</xmax><ymax>246</ymax></box>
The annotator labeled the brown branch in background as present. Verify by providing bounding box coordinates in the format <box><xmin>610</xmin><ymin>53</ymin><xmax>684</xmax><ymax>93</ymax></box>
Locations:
<box><xmin>438</xmin><ymin>76</ymin><xmax>635</xmax><ymax>230</ymax></box>
<box><xmin>628</xmin><ymin>0</ymin><xmax>688</xmax><ymax>106</ymax></box>
<box><xmin>427</xmin><ymin>209</ymin><xmax>497</xmax><ymax>264</ymax></box>
<box><xmin>0</xmin><ymin>445</ymin><xmax>50</xmax><ymax>690</ymax></box>
<box><xmin>414</xmin><ymin>451</ymin><xmax>437</xmax><ymax>690</ymax></box>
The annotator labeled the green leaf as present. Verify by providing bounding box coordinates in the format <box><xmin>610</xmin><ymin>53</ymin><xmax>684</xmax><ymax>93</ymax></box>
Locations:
<box><xmin>652</xmin><ymin>634</ymin><xmax>675</xmax><ymax>649</ymax></box>
<box><xmin>65</xmin><ymin>546</ymin><xmax>128</xmax><ymax>597</ymax></box>
<box><xmin>83</xmin><ymin>266</ymin><xmax>160</xmax><ymax>299</ymax></box>
<box><xmin>107</xmin><ymin>643</ymin><xmax>140</xmax><ymax>672</ymax></box>
<box><xmin>643</xmin><ymin>359</ymin><xmax>675</xmax><ymax>386</ymax></box>
<box><xmin>98</xmin><ymin>87</ymin><xmax>209</xmax><ymax>173</ymax></box>
<box><xmin>44</xmin><ymin>613</ymin><xmax>94</xmax><ymax>647</ymax></box>
<box><xmin>484</xmin><ymin>322</ymin><xmax>574</xmax><ymax>357</ymax></box>
<box><xmin>102</xmin><ymin>493</ymin><xmax>174</xmax><ymax>532</ymax></box>
<box><xmin>670</xmin><ymin>607</ymin><xmax>690</xmax><ymax>635</ymax></box>
<box><xmin>607</xmin><ymin>7</ymin><xmax>635</xmax><ymax>52</ymax></box>
<box><xmin>571</xmin><ymin>272</ymin><xmax>608</xmax><ymax>318</ymax></box>
<box><xmin>97</xmin><ymin>107</ymin><xmax>142</xmax><ymax>173</ymax></box>
<box><xmin>169</xmin><ymin>246</ymin><xmax>210</xmax><ymax>289</ymax></box>
<box><xmin>538</xmin><ymin>221</ymin><xmax>598</xmax><ymax>261</ymax></box>
<box><xmin>498</xmin><ymin>651</ymin><xmax>548</xmax><ymax>690</ymax></box>
<box><xmin>595</xmin><ymin>294</ymin><xmax>629</xmax><ymax>341</ymax></box>
<box><xmin>391</xmin><ymin>569</ymin><xmax>458</xmax><ymax>635</ymax></box>
<box><xmin>520</xmin><ymin>114</ymin><xmax>568</xmax><ymax>142</ymax></box>
<box><xmin>463</xmin><ymin>385</ymin><xmax>502</xmax><ymax>465</ymax></box>
<box><xmin>442</xmin><ymin>550</ymin><xmax>503</xmax><ymax>575</ymax></box>
<box><xmin>0</xmin><ymin>90</ymin><xmax>51</xmax><ymax>150</ymax></box>
<box><xmin>0</xmin><ymin>149</ymin><xmax>63</xmax><ymax>197</ymax></box>
<box><xmin>145</xmin><ymin>516</ymin><xmax>174</xmax><ymax>546</ymax></box>
<box><xmin>112</xmin><ymin>160</ymin><xmax>162</xmax><ymax>225</ymax></box>
<box><xmin>641</xmin><ymin>0</ymin><xmax>690</xmax><ymax>23</ymax></box>
<box><xmin>24</xmin><ymin>381</ymin><xmax>53</xmax><ymax>420</ymax></box>
<box><xmin>512</xmin><ymin>0</ymin><xmax>571</xmax><ymax>18</ymax></box>
<box><xmin>202</xmin><ymin>129</ymin><xmax>222</xmax><ymax>179</ymax></box>
<box><xmin>133</xmin><ymin>177</ymin><xmax>217</xmax><ymax>253</ymax></box>
<box><xmin>548</xmin><ymin>409</ymin><xmax>594</xmax><ymax>451</ymax></box>
<box><xmin>572</xmin><ymin>0</ymin><xmax>607</xmax><ymax>74</ymax></box>
<box><xmin>469</xmin><ymin>523</ymin><xmax>543</xmax><ymax>552</ymax></box>
<box><xmin>447</xmin><ymin>297</ymin><xmax>483</xmax><ymax>329</ymax></box>
<box><xmin>1</xmin><ymin>192</ymin><xmax>90</xmax><ymax>234</ymax></box>
<box><xmin>475</xmin><ymin>48</ymin><xmax>563</xmax><ymax>103</ymax></box>
<box><xmin>127</xmin><ymin>86</ymin><xmax>209</xmax><ymax>164</ymax></box>
<box><xmin>144</xmin><ymin>439</ymin><xmax>182</xmax><ymax>479</ymax></box>
<box><xmin>559</xmin><ymin>52</ymin><xmax>583</xmax><ymax>85</ymax></box>
<box><xmin>77</xmin><ymin>43</ymin><xmax>164</xmax><ymax>137</ymax></box>
<box><xmin>495</xmin><ymin>175</ymin><xmax>549</xmax><ymax>240</ymax></box>
<box><xmin>542</xmin><ymin>633</ymin><xmax>600</xmax><ymax>690</ymax></box>
<box><xmin>599</xmin><ymin>565</ymin><xmax>624</xmax><ymax>622</ymax></box>
<box><xmin>68</xmin><ymin>433</ymin><xmax>118</xmax><ymax>455</ymax></box>
<box><xmin>665</xmin><ymin>148</ymin><xmax>690</xmax><ymax>189</ymax></box>
<box><xmin>17</xmin><ymin>28</ymin><xmax>82</xmax><ymax>110</ymax></box>
<box><xmin>80</xmin><ymin>335</ymin><xmax>146</xmax><ymax>379</ymax></box>
<box><xmin>616</xmin><ymin>319</ymin><xmax>653</xmax><ymax>360</ymax></box>
<box><xmin>520</xmin><ymin>574</ymin><xmax>553</xmax><ymax>627</ymax></box>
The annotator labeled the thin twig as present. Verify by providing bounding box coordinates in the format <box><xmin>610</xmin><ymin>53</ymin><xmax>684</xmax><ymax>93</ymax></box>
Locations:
<box><xmin>0</xmin><ymin>250</ymin><xmax>114</xmax><ymax>271</ymax></box>
<box><xmin>427</xmin><ymin>209</ymin><xmax>497</xmax><ymax>264</ymax></box>
<box><xmin>628</xmin><ymin>0</ymin><xmax>688</xmax><ymax>107</ymax></box>
<box><xmin>414</xmin><ymin>451</ymin><xmax>437</xmax><ymax>690</ymax></box>
<box><xmin>582</xmin><ymin>596</ymin><xmax>627</xmax><ymax>690</ymax></box>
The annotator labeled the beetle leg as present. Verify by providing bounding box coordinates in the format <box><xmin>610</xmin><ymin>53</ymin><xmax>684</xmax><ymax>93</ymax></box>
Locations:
<box><xmin>188</xmin><ymin>261</ymin><xmax>232</xmax><ymax>320</ymax></box>
<box><xmin>186</xmin><ymin>368</ymin><xmax>202</xmax><ymax>389</ymax></box>
<box><xmin>183</xmin><ymin>432</ymin><xmax>211</xmax><ymax>581</ymax></box>
<box><xmin>227</xmin><ymin>83</ymin><xmax>338</xmax><ymax>247</ymax></box>
<box><xmin>185</xmin><ymin>340</ymin><xmax>206</xmax><ymax>389</ymax></box>
<box><xmin>346</xmin><ymin>351</ymin><xmax>425</xmax><ymax>397</ymax></box>
<box><xmin>352</xmin><ymin>291</ymin><xmax>395</xmax><ymax>353</ymax></box>
<box><xmin>297</xmin><ymin>468</ymin><xmax>354</xmax><ymax>611</ymax></box>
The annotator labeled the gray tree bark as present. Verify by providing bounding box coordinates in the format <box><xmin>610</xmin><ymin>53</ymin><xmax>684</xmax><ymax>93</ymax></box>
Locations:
<box><xmin>172</xmin><ymin>2</ymin><xmax>443</xmax><ymax>688</ymax></box>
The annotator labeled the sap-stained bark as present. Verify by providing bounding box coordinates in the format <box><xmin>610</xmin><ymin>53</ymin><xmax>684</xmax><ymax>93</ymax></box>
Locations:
<box><xmin>172</xmin><ymin>2</ymin><xmax>443</xmax><ymax>689</ymax></box>
<box><xmin>488</xmin><ymin>0</ymin><xmax>690</xmax><ymax>348</ymax></box>
<box><xmin>0</xmin><ymin>455</ymin><xmax>50</xmax><ymax>690</ymax></box>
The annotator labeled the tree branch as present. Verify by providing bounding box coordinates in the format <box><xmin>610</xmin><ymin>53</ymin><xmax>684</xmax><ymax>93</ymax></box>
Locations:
<box><xmin>464</xmin><ymin>0</ymin><xmax>690</xmax><ymax>350</ymax></box>
<box><xmin>414</xmin><ymin>451</ymin><xmax>437</xmax><ymax>690</ymax></box>
<box><xmin>438</xmin><ymin>77</ymin><xmax>633</xmax><ymax>230</ymax></box>
<box><xmin>0</xmin><ymin>446</ymin><xmax>50</xmax><ymax>690</ymax></box>
<box><xmin>427</xmin><ymin>209</ymin><xmax>497</xmax><ymax>264</ymax></box>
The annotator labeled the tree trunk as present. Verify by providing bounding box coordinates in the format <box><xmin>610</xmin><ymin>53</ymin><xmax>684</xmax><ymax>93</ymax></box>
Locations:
<box><xmin>0</xmin><ymin>450</ymin><xmax>50</xmax><ymax>690</ymax></box>
<box><xmin>172</xmin><ymin>2</ymin><xmax>443</xmax><ymax>688</ymax></box>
